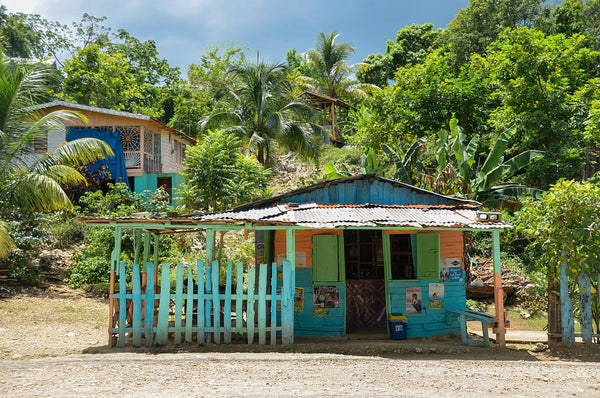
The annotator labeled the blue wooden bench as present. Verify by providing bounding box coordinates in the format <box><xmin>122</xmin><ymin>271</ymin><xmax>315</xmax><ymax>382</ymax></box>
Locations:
<box><xmin>446</xmin><ymin>309</ymin><xmax>494</xmax><ymax>346</ymax></box>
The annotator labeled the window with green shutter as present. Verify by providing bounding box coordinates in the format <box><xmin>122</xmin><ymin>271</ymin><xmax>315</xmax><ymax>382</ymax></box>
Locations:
<box><xmin>416</xmin><ymin>233</ymin><xmax>440</xmax><ymax>280</ymax></box>
<box><xmin>313</xmin><ymin>235</ymin><xmax>342</xmax><ymax>282</ymax></box>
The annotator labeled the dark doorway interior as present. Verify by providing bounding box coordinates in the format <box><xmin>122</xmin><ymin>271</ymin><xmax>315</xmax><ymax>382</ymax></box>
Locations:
<box><xmin>344</xmin><ymin>230</ymin><xmax>386</xmax><ymax>330</ymax></box>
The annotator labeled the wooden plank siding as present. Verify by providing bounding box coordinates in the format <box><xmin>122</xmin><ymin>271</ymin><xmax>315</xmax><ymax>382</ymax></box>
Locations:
<box><xmin>388</xmin><ymin>280</ymin><xmax>466</xmax><ymax>338</ymax></box>
<box><xmin>110</xmin><ymin>259</ymin><xmax>294</xmax><ymax>346</ymax></box>
<box><xmin>279</xmin><ymin>179</ymin><xmax>463</xmax><ymax>206</ymax></box>
<box><xmin>271</xmin><ymin>228</ymin><xmax>465</xmax><ymax>339</ymax></box>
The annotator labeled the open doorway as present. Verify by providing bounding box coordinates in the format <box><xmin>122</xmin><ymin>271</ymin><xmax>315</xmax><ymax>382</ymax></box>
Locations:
<box><xmin>344</xmin><ymin>230</ymin><xmax>386</xmax><ymax>330</ymax></box>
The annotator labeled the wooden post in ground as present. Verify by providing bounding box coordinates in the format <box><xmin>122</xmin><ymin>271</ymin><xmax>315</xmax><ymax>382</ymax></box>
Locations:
<box><xmin>108</xmin><ymin>227</ymin><xmax>122</xmax><ymax>347</ymax></box>
<box><xmin>560</xmin><ymin>260</ymin><xmax>575</xmax><ymax>345</ymax></box>
<box><xmin>547</xmin><ymin>263</ymin><xmax>561</xmax><ymax>346</ymax></box>
<box><xmin>491</xmin><ymin>230</ymin><xmax>505</xmax><ymax>347</ymax></box>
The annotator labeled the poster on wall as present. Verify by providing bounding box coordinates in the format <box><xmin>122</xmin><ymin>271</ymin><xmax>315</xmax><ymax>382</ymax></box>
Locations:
<box><xmin>406</xmin><ymin>287</ymin><xmax>422</xmax><ymax>314</ymax></box>
<box><xmin>294</xmin><ymin>287</ymin><xmax>304</xmax><ymax>312</ymax></box>
<box><xmin>313</xmin><ymin>285</ymin><xmax>339</xmax><ymax>309</ymax></box>
<box><xmin>428</xmin><ymin>283</ymin><xmax>445</xmax><ymax>310</ymax></box>
<box><xmin>296</xmin><ymin>252</ymin><xmax>307</xmax><ymax>268</ymax></box>
<box><xmin>440</xmin><ymin>258</ymin><xmax>464</xmax><ymax>282</ymax></box>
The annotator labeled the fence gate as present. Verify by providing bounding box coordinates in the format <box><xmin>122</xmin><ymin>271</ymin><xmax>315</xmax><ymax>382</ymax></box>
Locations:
<box><xmin>109</xmin><ymin>259</ymin><xmax>294</xmax><ymax>347</ymax></box>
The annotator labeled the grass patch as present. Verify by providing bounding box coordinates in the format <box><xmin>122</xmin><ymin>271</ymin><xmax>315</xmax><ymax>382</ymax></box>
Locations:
<box><xmin>318</xmin><ymin>145</ymin><xmax>363</xmax><ymax>168</ymax></box>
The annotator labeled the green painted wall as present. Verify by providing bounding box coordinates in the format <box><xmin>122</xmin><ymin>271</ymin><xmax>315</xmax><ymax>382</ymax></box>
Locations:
<box><xmin>132</xmin><ymin>173</ymin><xmax>185</xmax><ymax>205</ymax></box>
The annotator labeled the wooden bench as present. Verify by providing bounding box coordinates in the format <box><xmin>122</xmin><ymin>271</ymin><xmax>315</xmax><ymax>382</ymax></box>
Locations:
<box><xmin>447</xmin><ymin>309</ymin><xmax>495</xmax><ymax>346</ymax></box>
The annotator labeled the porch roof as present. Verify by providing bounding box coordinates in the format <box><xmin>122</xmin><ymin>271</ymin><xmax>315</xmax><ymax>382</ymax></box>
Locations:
<box><xmin>79</xmin><ymin>202</ymin><xmax>509</xmax><ymax>231</ymax></box>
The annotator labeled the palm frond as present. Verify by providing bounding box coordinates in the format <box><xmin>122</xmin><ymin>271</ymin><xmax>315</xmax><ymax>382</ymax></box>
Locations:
<box><xmin>1</xmin><ymin>173</ymin><xmax>73</xmax><ymax>212</ymax></box>
<box><xmin>42</xmin><ymin>165</ymin><xmax>87</xmax><ymax>187</ymax></box>
<box><xmin>33</xmin><ymin>137</ymin><xmax>113</xmax><ymax>172</ymax></box>
<box><xmin>0</xmin><ymin>221</ymin><xmax>16</xmax><ymax>259</ymax></box>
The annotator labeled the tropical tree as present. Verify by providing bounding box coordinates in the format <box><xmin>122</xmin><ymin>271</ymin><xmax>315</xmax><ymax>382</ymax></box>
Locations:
<box><xmin>200</xmin><ymin>61</ymin><xmax>321</xmax><ymax>167</ymax></box>
<box><xmin>0</xmin><ymin>55</ymin><xmax>113</xmax><ymax>257</ymax></box>
<box><xmin>299</xmin><ymin>31</ymin><xmax>378</xmax><ymax>100</ymax></box>
<box><xmin>425</xmin><ymin>118</ymin><xmax>544</xmax><ymax>208</ymax></box>
<box><xmin>357</xmin><ymin>23</ymin><xmax>443</xmax><ymax>87</ymax></box>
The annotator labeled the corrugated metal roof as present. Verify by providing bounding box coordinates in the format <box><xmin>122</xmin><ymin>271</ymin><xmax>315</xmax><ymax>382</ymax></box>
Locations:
<box><xmin>202</xmin><ymin>203</ymin><xmax>509</xmax><ymax>229</ymax></box>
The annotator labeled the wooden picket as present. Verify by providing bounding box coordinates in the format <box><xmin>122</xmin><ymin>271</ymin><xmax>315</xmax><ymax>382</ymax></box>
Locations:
<box><xmin>110</xmin><ymin>259</ymin><xmax>293</xmax><ymax>347</ymax></box>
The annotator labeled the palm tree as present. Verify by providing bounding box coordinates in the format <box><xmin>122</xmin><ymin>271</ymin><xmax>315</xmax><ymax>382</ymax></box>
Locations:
<box><xmin>300</xmin><ymin>31</ymin><xmax>378</xmax><ymax>100</ymax></box>
<box><xmin>0</xmin><ymin>55</ymin><xmax>113</xmax><ymax>257</ymax></box>
<box><xmin>200</xmin><ymin>61</ymin><xmax>320</xmax><ymax>167</ymax></box>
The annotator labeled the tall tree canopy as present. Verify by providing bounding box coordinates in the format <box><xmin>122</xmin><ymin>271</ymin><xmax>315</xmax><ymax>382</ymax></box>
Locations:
<box><xmin>201</xmin><ymin>61</ymin><xmax>321</xmax><ymax>167</ymax></box>
<box><xmin>357</xmin><ymin>24</ymin><xmax>443</xmax><ymax>87</ymax></box>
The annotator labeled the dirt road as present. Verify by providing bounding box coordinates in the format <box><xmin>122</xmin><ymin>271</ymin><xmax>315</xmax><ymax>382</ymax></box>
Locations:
<box><xmin>1</xmin><ymin>287</ymin><xmax>600</xmax><ymax>397</ymax></box>
<box><xmin>2</xmin><ymin>352</ymin><xmax>600</xmax><ymax>397</ymax></box>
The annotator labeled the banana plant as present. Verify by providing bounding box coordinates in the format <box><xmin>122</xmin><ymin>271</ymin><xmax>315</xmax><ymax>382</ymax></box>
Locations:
<box><xmin>433</xmin><ymin>117</ymin><xmax>544</xmax><ymax>208</ymax></box>
<box><xmin>382</xmin><ymin>136</ymin><xmax>427</xmax><ymax>184</ymax></box>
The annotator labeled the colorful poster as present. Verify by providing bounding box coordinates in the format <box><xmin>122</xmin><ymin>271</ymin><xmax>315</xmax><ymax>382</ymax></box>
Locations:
<box><xmin>428</xmin><ymin>283</ymin><xmax>445</xmax><ymax>310</ymax></box>
<box><xmin>294</xmin><ymin>287</ymin><xmax>304</xmax><ymax>312</ymax></box>
<box><xmin>440</xmin><ymin>258</ymin><xmax>463</xmax><ymax>282</ymax></box>
<box><xmin>313</xmin><ymin>285</ymin><xmax>339</xmax><ymax>309</ymax></box>
<box><xmin>440</xmin><ymin>267</ymin><xmax>464</xmax><ymax>282</ymax></box>
<box><xmin>406</xmin><ymin>287</ymin><xmax>422</xmax><ymax>314</ymax></box>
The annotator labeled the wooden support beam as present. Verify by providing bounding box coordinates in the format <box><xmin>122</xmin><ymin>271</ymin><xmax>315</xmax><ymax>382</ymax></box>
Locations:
<box><xmin>133</xmin><ymin>229</ymin><xmax>142</xmax><ymax>266</ymax></box>
<box><xmin>282</xmin><ymin>228</ymin><xmax>295</xmax><ymax>344</ymax></box>
<box><xmin>112</xmin><ymin>227</ymin><xmax>122</xmax><ymax>273</ymax></box>
<box><xmin>491</xmin><ymin>230</ymin><xmax>505</xmax><ymax>347</ymax></box>
<box><xmin>141</xmin><ymin>231</ymin><xmax>151</xmax><ymax>271</ymax></box>
<box><xmin>206</xmin><ymin>229</ymin><xmax>214</xmax><ymax>263</ymax></box>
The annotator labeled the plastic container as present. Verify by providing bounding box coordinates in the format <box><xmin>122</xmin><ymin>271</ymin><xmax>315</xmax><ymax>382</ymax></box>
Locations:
<box><xmin>388</xmin><ymin>313</ymin><xmax>408</xmax><ymax>340</ymax></box>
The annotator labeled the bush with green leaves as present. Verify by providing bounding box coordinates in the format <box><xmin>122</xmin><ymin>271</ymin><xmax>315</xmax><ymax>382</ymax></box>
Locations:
<box><xmin>77</xmin><ymin>182</ymin><xmax>144</xmax><ymax>217</ymax></box>
<box><xmin>0</xmin><ymin>207</ymin><xmax>50</xmax><ymax>284</ymax></box>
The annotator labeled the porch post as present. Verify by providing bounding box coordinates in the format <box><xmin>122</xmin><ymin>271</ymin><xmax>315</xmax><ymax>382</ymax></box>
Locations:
<box><xmin>112</xmin><ymin>226</ymin><xmax>123</xmax><ymax>273</ymax></box>
<box><xmin>492</xmin><ymin>230</ymin><xmax>506</xmax><ymax>346</ymax></box>
<box><xmin>282</xmin><ymin>227</ymin><xmax>296</xmax><ymax>344</ymax></box>
<box><xmin>206</xmin><ymin>228</ymin><xmax>214</xmax><ymax>263</ymax></box>
<box><xmin>141</xmin><ymin>231</ymin><xmax>151</xmax><ymax>271</ymax></box>
<box><xmin>108</xmin><ymin>226</ymin><xmax>122</xmax><ymax>347</ymax></box>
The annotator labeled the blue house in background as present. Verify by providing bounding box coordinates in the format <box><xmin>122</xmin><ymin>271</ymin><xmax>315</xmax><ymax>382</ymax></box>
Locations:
<box><xmin>26</xmin><ymin>101</ymin><xmax>196</xmax><ymax>199</ymax></box>
<box><xmin>203</xmin><ymin>175</ymin><xmax>509</xmax><ymax>342</ymax></box>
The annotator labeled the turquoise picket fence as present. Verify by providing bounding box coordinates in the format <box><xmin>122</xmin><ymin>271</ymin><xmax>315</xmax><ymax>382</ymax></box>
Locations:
<box><xmin>109</xmin><ymin>259</ymin><xmax>294</xmax><ymax>347</ymax></box>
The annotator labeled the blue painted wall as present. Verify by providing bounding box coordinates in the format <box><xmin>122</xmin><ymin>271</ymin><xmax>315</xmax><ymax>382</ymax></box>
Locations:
<box><xmin>388</xmin><ymin>280</ymin><xmax>465</xmax><ymax>338</ymax></box>
<box><xmin>294</xmin><ymin>268</ymin><xmax>345</xmax><ymax>337</ymax></box>
<box><xmin>280</xmin><ymin>179</ymin><xmax>462</xmax><ymax>206</ymax></box>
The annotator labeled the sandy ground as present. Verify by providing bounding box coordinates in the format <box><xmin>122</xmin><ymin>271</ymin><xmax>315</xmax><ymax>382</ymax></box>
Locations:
<box><xmin>1</xmin><ymin>285</ymin><xmax>600</xmax><ymax>397</ymax></box>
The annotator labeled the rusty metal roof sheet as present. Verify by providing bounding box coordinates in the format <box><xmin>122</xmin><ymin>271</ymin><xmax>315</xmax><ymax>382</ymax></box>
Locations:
<box><xmin>202</xmin><ymin>203</ymin><xmax>509</xmax><ymax>229</ymax></box>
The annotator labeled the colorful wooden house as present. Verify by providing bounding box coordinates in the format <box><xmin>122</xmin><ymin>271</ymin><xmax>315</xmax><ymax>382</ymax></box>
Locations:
<box><xmin>24</xmin><ymin>101</ymin><xmax>196</xmax><ymax>198</ymax></box>
<box><xmin>81</xmin><ymin>175</ymin><xmax>509</xmax><ymax>347</ymax></box>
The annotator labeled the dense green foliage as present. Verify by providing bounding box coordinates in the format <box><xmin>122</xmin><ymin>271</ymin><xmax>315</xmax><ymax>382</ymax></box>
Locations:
<box><xmin>515</xmin><ymin>179</ymin><xmax>600</xmax><ymax>276</ymax></box>
<box><xmin>180</xmin><ymin>130</ymin><xmax>270</xmax><ymax>212</ymax></box>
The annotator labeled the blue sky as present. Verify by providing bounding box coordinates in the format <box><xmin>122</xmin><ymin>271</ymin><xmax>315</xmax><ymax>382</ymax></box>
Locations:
<box><xmin>4</xmin><ymin>0</ymin><xmax>469</xmax><ymax>73</ymax></box>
